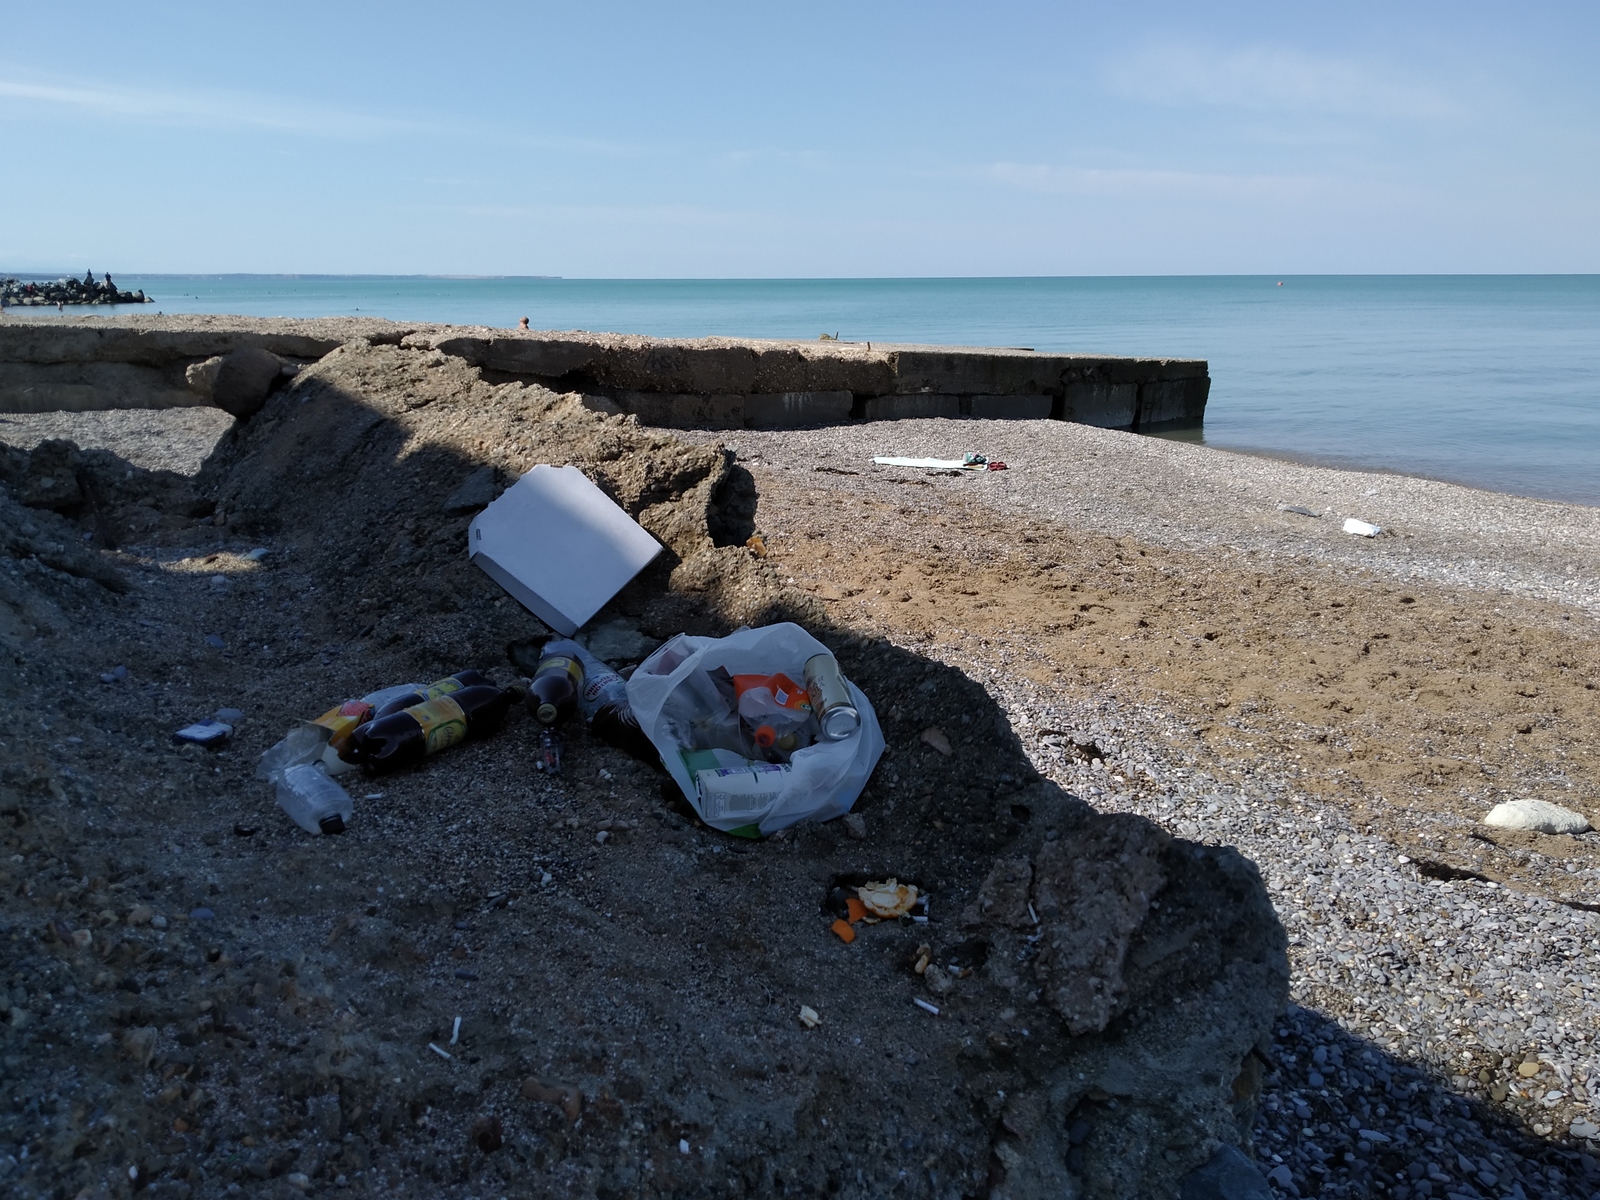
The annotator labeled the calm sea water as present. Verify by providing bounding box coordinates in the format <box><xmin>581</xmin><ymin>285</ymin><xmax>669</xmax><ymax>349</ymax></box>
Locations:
<box><xmin>10</xmin><ymin>274</ymin><xmax>1599</xmax><ymax>506</ymax></box>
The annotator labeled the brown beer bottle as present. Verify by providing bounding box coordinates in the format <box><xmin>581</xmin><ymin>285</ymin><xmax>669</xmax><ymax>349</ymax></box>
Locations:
<box><xmin>529</xmin><ymin>647</ymin><xmax>583</xmax><ymax>725</ymax></box>
<box><xmin>345</xmin><ymin>683</ymin><xmax>523</xmax><ymax>774</ymax></box>
<box><xmin>371</xmin><ymin>670</ymin><xmax>492</xmax><ymax>718</ymax></box>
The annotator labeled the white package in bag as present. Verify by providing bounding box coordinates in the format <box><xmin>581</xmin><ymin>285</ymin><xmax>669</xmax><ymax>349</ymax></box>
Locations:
<box><xmin>625</xmin><ymin>623</ymin><xmax>885</xmax><ymax>835</ymax></box>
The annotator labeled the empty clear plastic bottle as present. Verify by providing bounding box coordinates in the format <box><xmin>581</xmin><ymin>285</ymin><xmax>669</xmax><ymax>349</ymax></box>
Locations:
<box><xmin>274</xmin><ymin>762</ymin><xmax>353</xmax><ymax>835</ymax></box>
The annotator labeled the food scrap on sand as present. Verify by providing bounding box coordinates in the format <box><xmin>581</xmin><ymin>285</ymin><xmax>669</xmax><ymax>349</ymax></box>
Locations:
<box><xmin>831</xmin><ymin>878</ymin><xmax>929</xmax><ymax>941</ymax></box>
<box><xmin>858</xmin><ymin>878</ymin><xmax>919</xmax><ymax>919</ymax></box>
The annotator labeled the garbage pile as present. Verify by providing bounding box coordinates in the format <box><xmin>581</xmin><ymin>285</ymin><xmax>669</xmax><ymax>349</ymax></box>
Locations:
<box><xmin>256</xmin><ymin>457</ymin><xmax>882</xmax><ymax>840</ymax></box>
<box><xmin>257</xmin><ymin>671</ymin><xmax>525</xmax><ymax>833</ymax></box>
<box><xmin>1</xmin><ymin>271</ymin><xmax>150</xmax><ymax>307</ymax></box>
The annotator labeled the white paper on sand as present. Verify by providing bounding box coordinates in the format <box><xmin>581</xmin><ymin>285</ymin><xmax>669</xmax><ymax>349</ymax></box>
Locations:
<box><xmin>468</xmin><ymin>465</ymin><xmax>662</xmax><ymax>636</ymax></box>
<box><xmin>1342</xmin><ymin>517</ymin><xmax>1382</xmax><ymax>537</ymax></box>
<box><xmin>872</xmin><ymin>456</ymin><xmax>978</xmax><ymax>470</ymax></box>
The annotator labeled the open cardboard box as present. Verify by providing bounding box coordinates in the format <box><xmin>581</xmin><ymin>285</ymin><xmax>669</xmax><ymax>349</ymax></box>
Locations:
<box><xmin>468</xmin><ymin>465</ymin><xmax>662</xmax><ymax>636</ymax></box>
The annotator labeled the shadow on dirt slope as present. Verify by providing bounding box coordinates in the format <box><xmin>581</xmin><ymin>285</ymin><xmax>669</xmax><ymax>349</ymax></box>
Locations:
<box><xmin>19</xmin><ymin>338</ymin><xmax>1583</xmax><ymax>1198</ymax></box>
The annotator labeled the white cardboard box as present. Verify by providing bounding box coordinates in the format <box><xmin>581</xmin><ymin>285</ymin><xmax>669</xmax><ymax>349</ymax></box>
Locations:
<box><xmin>468</xmin><ymin>465</ymin><xmax>662</xmax><ymax>636</ymax></box>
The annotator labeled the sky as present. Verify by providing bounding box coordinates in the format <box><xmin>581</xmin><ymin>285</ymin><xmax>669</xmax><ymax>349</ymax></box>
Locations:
<box><xmin>1</xmin><ymin>1</ymin><xmax>1597</xmax><ymax>277</ymax></box>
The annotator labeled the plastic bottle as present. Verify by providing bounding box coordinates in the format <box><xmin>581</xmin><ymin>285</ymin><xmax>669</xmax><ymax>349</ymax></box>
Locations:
<box><xmin>535</xmin><ymin>728</ymin><xmax>563</xmax><ymax>775</ymax></box>
<box><xmin>274</xmin><ymin>762</ymin><xmax>354</xmax><ymax>834</ymax></box>
<box><xmin>370</xmin><ymin>670</ymin><xmax>491</xmax><ymax>718</ymax></box>
<box><xmin>344</xmin><ymin>682</ymin><xmax>524</xmax><ymax>774</ymax></box>
<box><xmin>556</xmin><ymin>640</ymin><xmax>658</xmax><ymax>764</ymax></box>
<box><xmin>529</xmin><ymin>648</ymin><xmax>583</xmax><ymax>725</ymax></box>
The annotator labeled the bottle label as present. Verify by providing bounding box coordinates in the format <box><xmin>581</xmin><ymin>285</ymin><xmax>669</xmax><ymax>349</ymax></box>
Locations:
<box><xmin>423</xmin><ymin>676</ymin><xmax>469</xmax><ymax>701</ymax></box>
<box><xmin>313</xmin><ymin>699</ymin><xmax>374</xmax><ymax>753</ymax></box>
<box><xmin>408</xmin><ymin>696</ymin><xmax>468</xmax><ymax>755</ymax></box>
<box><xmin>539</xmin><ymin>656</ymin><xmax>582</xmax><ymax>685</ymax></box>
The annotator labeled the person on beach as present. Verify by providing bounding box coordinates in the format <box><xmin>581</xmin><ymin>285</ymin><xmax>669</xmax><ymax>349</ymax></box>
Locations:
<box><xmin>519</xmin><ymin>316</ymin><xmax>530</xmax><ymax>330</ymax></box>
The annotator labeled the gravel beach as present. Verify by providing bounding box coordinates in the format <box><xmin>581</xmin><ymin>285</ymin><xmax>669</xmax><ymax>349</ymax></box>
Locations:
<box><xmin>3</xmin><ymin>395</ymin><xmax>1598</xmax><ymax>1199</ymax></box>
<box><xmin>686</xmin><ymin>417</ymin><xmax>1600</xmax><ymax>1199</ymax></box>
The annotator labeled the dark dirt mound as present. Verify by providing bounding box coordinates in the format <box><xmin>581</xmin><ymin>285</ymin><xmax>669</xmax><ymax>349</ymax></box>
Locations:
<box><xmin>0</xmin><ymin>339</ymin><xmax>1285</xmax><ymax>1200</ymax></box>
<box><xmin>202</xmin><ymin>339</ymin><xmax>811</xmax><ymax>651</ymax></box>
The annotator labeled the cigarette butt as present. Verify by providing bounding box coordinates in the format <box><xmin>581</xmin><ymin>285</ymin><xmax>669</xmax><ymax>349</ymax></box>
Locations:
<box><xmin>428</xmin><ymin>1043</ymin><xmax>452</xmax><ymax>1060</ymax></box>
<box><xmin>450</xmin><ymin>1016</ymin><xmax>461</xmax><ymax>1045</ymax></box>
<box><xmin>914</xmin><ymin>998</ymin><xmax>940</xmax><ymax>1016</ymax></box>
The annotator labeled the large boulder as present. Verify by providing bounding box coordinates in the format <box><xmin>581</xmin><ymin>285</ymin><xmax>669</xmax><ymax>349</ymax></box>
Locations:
<box><xmin>185</xmin><ymin>346</ymin><xmax>284</xmax><ymax>417</ymax></box>
<box><xmin>963</xmin><ymin>790</ymin><xmax>1289</xmax><ymax>1199</ymax></box>
<box><xmin>17</xmin><ymin>438</ymin><xmax>84</xmax><ymax>510</ymax></box>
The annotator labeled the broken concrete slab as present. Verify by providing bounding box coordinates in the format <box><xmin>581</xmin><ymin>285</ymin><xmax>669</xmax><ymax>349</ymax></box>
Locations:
<box><xmin>969</xmin><ymin>393</ymin><xmax>1053</xmax><ymax>420</ymax></box>
<box><xmin>1063</xmin><ymin>379</ymin><xmax>1139</xmax><ymax>428</ymax></box>
<box><xmin>861</xmin><ymin>394</ymin><xmax>962</xmax><ymax>421</ymax></box>
<box><xmin>744</xmin><ymin>391</ymin><xmax>854</xmax><ymax>428</ymax></box>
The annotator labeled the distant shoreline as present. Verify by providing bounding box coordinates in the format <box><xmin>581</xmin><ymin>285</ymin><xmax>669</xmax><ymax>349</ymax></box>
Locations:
<box><xmin>2</xmin><ymin>277</ymin><xmax>1594</xmax><ymax>506</ymax></box>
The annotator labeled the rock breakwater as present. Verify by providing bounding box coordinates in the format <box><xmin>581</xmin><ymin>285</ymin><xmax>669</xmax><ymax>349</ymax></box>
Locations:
<box><xmin>2</xmin><ymin>271</ymin><xmax>150</xmax><ymax>308</ymax></box>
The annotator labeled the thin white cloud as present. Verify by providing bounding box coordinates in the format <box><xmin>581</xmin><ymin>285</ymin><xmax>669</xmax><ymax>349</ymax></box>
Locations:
<box><xmin>0</xmin><ymin>76</ymin><xmax>415</xmax><ymax>138</ymax></box>
<box><xmin>1107</xmin><ymin>43</ymin><xmax>1457</xmax><ymax>120</ymax></box>
<box><xmin>0</xmin><ymin>72</ymin><xmax>645</xmax><ymax>156</ymax></box>
<box><xmin>974</xmin><ymin>161</ymin><xmax>1418</xmax><ymax>210</ymax></box>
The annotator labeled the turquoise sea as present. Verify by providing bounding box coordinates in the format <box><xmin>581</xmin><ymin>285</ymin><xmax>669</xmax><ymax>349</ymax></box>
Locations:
<box><xmin>9</xmin><ymin>274</ymin><xmax>1599</xmax><ymax>506</ymax></box>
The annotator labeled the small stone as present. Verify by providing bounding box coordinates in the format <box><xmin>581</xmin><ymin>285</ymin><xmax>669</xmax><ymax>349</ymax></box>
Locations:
<box><xmin>189</xmin><ymin>907</ymin><xmax>215</xmax><ymax>921</ymax></box>
<box><xmin>583</xmin><ymin>619</ymin><xmax>659</xmax><ymax>663</ymax></box>
<box><xmin>595</xmin><ymin>830</ymin><xmax>610</xmax><ymax>845</ymax></box>
<box><xmin>1179</xmin><ymin>1143</ymin><xmax>1275</xmax><ymax>1199</ymax></box>
<box><xmin>469</xmin><ymin>1114</ymin><xmax>503</xmax><ymax>1153</ymax></box>
<box><xmin>1483</xmin><ymin>799</ymin><xmax>1591</xmax><ymax>835</ymax></box>
<box><xmin>204</xmin><ymin>634</ymin><xmax>226</xmax><ymax>650</ymax></box>
<box><xmin>443</xmin><ymin>466</ymin><xmax>498</xmax><ymax>516</ymax></box>
<box><xmin>679</xmin><ymin>1138</ymin><xmax>691</xmax><ymax>1155</ymax></box>
<box><xmin>71</xmin><ymin>929</ymin><xmax>93</xmax><ymax>949</ymax></box>
<box><xmin>150</xmin><ymin>915</ymin><xmax>168</xmax><ymax>930</ymax></box>
<box><xmin>920</xmin><ymin>726</ymin><xmax>953</xmax><ymax>756</ymax></box>
<box><xmin>1517</xmin><ymin>1061</ymin><xmax>1541</xmax><ymax>1078</ymax></box>
<box><xmin>798</xmin><ymin>1005</ymin><xmax>821</xmax><ymax>1029</ymax></box>
<box><xmin>215</xmin><ymin>708</ymin><xmax>244</xmax><ymax>723</ymax></box>
<box><xmin>843</xmin><ymin>813</ymin><xmax>867</xmax><ymax>840</ymax></box>
<box><xmin>1266</xmin><ymin>1164</ymin><xmax>1294</xmax><ymax>1189</ymax></box>
<box><xmin>284</xmin><ymin>1173</ymin><xmax>311</xmax><ymax>1192</ymax></box>
<box><xmin>126</xmin><ymin>905</ymin><xmax>154</xmax><ymax>926</ymax></box>
<box><xmin>1571</xmin><ymin>1118</ymin><xmax>1600</xmax><ymax>1140</ymax></box>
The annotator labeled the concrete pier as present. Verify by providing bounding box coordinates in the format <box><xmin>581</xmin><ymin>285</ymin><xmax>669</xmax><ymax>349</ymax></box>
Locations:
<box><xmin>0</xmin><ymin>314</ymin><xmax>1208</xmax><ymax>430</ymax></box>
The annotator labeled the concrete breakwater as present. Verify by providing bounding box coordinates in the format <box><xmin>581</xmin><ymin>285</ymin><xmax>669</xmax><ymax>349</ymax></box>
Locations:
<box><xmin>0</xmin><ymin>314</ymin><xmax>1208</xmax><ymax>429</ymax></box>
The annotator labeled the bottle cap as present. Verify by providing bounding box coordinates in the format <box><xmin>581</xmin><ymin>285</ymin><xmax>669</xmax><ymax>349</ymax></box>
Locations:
<box><xmin>537</xmin><ymin>702</ymin><xmax>558</xmax><ymax>724</ymax></box>
<box><xmin>753</xmin><ymin>724</ymin><xmax>776</xmax><ymax>748</ymax></box>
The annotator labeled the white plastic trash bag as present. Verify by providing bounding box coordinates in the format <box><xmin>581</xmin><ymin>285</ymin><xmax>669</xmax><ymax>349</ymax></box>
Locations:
<box><xmin>626</xmin><ymin>623</ymin><xmax>885</xmax><ymax>835</ymax></box>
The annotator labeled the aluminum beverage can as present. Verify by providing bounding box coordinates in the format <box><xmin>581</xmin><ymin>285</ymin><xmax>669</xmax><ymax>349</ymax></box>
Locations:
<box><xmin>803</xmin><ymin>653</ymin><xmax>860</xmax><ymax>740</ymax></box>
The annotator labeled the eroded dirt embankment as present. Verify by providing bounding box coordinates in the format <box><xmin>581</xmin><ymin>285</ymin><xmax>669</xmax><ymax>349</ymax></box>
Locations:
<box><xmin>0</xmin><ymin>341</ymin><xmax>1283</xmax><ymax>1200</ymax></box>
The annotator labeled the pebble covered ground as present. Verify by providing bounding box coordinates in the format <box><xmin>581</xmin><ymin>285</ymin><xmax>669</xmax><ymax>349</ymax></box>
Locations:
<box><xmin>712</xmin><ymin>417</ymin><xmax>1600</xmax><ymax>1199</ymax></box>
<box><xmin>6</xmin><ymin>399</ymin><xmax>1599</xmax><ymax>1198</ymax></box>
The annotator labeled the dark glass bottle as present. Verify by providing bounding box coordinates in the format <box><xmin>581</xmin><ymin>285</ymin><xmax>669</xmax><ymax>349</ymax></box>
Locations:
<box><xmin>346</xmin><ymin>683</ymin><xmax>522</xmax><ymax>774</ymax></box>
<box><xmin>372</xmin><ymin>670</ymin><xmax>492</xmax><ymax>718</ymax></box>
<box><xmin>529</xmin><ymin>650</ymin><xmax>583</xmax><ymax>725</ymax></box>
